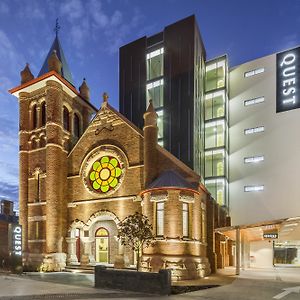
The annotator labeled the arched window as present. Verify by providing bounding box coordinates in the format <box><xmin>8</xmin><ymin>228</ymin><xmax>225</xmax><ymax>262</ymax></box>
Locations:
<box><xmin>95</xmin><ymin>227</ymin><xmax>109</xmax><ymax>237</ymax></box>
<box><xmin>41</xmin><ymin>102</ymin><xmax>46</xmax><ymax>126</ymax></box>
<box><xmin>32</xmin><ymin>104</ymin><xmax>38</xmax><ymax>129</ymax></box>
<box><xmin>63</xmin><ymin>106</ymin><xmax>70</xmax><ymax>131</ymax></box>
<box><xmin>73</xmin><ymin>113</ymin><xmax>80</xmax><ymax>138</ymax></box>
<box><xmin>95</xmin><ymin>227</ymin><xmax>109</xmax><ymax>263</ymax></box>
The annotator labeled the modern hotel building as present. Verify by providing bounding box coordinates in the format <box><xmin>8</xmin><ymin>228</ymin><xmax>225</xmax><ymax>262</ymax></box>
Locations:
<box><xmin>119</xmin><ymin>16</ymin><xmax>300</xmax><ymax>268</ymax></box>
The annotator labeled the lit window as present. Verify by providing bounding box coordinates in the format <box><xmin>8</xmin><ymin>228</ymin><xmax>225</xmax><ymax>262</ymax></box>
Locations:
<box><xmin>158</xmin><ymin>139</ymin><xmax>164</xmax><ymax>147</ymax></box>
<box><xmin>182</xmin><ymin>203</ymin><xmax>189</xmax><ymax>237</ymax></box>
<box><xmin>146</xmin><ymin>47</ymin><xmax>164</xmax><ymax>60</ymax></box>
<box><xmin>205</xmin><ymin>120</ymin><xmax>226</xmax><ymax>148</ymax></box>
<box><xmin>244</xmin><ymin>96</ymin><xmax>265</xmax><ymax>106</ymax></box>
<box><xmin>205</xmin><ymin>178</ymin><xmax>227</xmax><ymax>206</ymax></box>
<box><xmin>205</xmin><ymin>58</ymin><xmax>226</xmax><ymax>92</ymax></box>
<box><xmin>244</xmin><ymin>126</ymin><xmax>264</xmax><ymax>135</ymax></box>
<box><xmin>244</xmin><ymin>68</ymin><xmax>265</xmax><ymax>78</ymax></box>
<box><xmin>156</xmin><ymin>202</ymin><xmax>164</xmax><ymax>236</ymax></box>
<box><xmin>146</xmin><ymin>79</ymin><xmax>164</xmax><ymax>108</ymax></box>
<box><xmin>244</xmin><ymin>156</ymin><xmax>264</xmax><ymax>164</ymax></box>
<box><xmin>244</xmin><ymin>185</ymin><xmax>264</xmax><ymax>192</ymax></box>
<box><xmin>204</xmin><ymin>90</ymin><xmax>226</xmax><ymax>120</ymax></box>
<box><xmin>89</xmin><ymin>156</ymin><xmax>123</xmax><ymax>193</ymax></box>
<box><xmin>205</xmin><ymin>149</ymin><xmax>226</xmax><ymax>178</ymax></box>
<box><xmin>157</xmin><ymin>109</ymin><xmax>164</xmax><ymax>139</ymax></box>
<box><xmin>146</xmin><ymin>48</ymin><xmax>164</xmax><ymax>81</ymax></box>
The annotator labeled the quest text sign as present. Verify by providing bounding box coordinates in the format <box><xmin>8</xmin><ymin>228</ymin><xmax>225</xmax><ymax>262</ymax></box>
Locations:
<box><xmin>277</xmin><ymin>47</ymin><xmax>300</xmax><ymax>113</ymax></box>
<box><xmin>8</xmin><ymin>224</ymin><xmax>22</xmax><ymax>256</ymax></box>
<box><xmin>263</xmin><ymin>232</ymin><xmax>278</xmax><ymax>239</ymax></box>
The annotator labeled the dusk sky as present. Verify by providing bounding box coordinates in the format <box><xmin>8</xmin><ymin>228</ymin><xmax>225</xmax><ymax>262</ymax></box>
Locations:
<box><xmin>1</xmin><ymin>0</ymin><xmax>300</xmax><ymax>211</ymax></box>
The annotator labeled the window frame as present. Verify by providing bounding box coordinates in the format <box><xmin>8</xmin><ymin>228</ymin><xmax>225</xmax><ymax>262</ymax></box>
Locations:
<box><xmin>156</xmin><ymin>201</ymin><xmax>165</xmax><ymax>237</ymax></box>
<box><xmin>182</xmin><ymin>202</ymin><xmax>189</xmax><ymax>238</ymax></box>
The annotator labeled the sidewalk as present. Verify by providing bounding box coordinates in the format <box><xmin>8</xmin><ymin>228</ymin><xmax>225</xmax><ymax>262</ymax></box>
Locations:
<box><xmin>174</xmin><ymin>266</ymin><xmax>300</xmax><ymax>287</ymax></box>
<box><xmin>0</xmin><ymin>273</ymin><xmax>148</xmax><ymax>299</ymax></box>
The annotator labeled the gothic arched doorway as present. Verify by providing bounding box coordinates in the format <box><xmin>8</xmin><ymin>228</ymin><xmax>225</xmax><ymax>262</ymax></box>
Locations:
<box><xmin>95</xmin><ymin>227</ymin><xmax>109</xmax><ymax>263</ymax></box>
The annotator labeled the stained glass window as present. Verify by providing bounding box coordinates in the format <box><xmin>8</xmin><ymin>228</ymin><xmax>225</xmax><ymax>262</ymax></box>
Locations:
<box><xmin>96</xmin><ymin>228</ymin><xmax>109</xmax><ymax>237</ymax></box>
<box><xmin>89</xmin><ymin>156</ymin><xmax>123</xmax><ymax>193</ymax></box>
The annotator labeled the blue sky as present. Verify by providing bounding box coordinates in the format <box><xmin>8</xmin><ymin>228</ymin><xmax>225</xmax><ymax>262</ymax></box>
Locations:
<box><xmin>1</xmin><ymin>0</ymin><xmax>300</xmax><ymax>211</ymax></box>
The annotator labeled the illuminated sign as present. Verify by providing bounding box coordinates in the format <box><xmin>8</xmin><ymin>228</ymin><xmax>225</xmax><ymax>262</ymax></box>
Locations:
<box><xmin>263</xmin><ymin>232</ymin><xmax>278</xmax><ymax>239</ymax></box>
<box><xmin>8</xmin><ymin>224</ymin><xmax>22</xmax><ymax>256</ymax></box>
<box><xmin>277</xmin><ymin>47</ymin><xmax>300</xmax><ymax>113</ymax></box>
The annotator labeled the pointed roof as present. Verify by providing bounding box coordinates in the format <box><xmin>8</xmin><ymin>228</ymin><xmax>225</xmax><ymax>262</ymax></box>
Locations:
<box><xmin>38</xmin><ymin>36</ymin><xmax>74</xmax><ymax>85</ymax></box>
<box><xmin>147</xmin><ymin>170</ymin><xmax>196</xmax><ymax>190</ymax></box>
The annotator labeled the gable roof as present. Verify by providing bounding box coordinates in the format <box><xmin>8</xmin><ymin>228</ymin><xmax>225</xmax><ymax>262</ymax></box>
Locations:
<box><xmin>67</xmin><ymin>101</ymin><xmax>144</xmax><ymax>158</ymax></box>
<box><xmin>68</xmin><ymin>102</ymin><xmax>201</xmax><ymax>187</ymax></box>
<box><xmin>148</xmin><ymin>169</ymin><xmax>196</xmax><ymax>189</ymax></box>
<box><xmin>38</xmin><ymin>36</ymin><xmax>74</xmax><ymax>86</ymax></box>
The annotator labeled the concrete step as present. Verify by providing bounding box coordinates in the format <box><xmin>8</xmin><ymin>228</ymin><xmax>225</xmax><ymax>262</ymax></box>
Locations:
<box><xmin>65</xmin><ymin>265</ymin><xmax>95</xmax><ymax>273</ymax></box>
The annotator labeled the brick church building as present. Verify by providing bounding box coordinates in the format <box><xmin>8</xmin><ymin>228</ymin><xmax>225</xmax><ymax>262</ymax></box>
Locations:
<box><xmin>9</xmin><ymin>35</ymin><xmax>230</xmax><ymax>280</ymax></box>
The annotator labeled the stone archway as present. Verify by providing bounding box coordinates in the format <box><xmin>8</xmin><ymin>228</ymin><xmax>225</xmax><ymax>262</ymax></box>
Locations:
<box><xmin>67</xmin><ymin>210</ymin><xmax>125</xmax><ymax>266</ymax></box>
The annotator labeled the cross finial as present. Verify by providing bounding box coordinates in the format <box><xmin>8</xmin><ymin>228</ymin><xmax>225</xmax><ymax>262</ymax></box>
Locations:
<box><xmin>103</xmin><ymin>92</ymin><xmax>109</xmax><ymax>103</ymax></box>
<box><xmin>54</xmin><ymin>18</ymin><xmax>60</xmax><ymax>36</ymax></box>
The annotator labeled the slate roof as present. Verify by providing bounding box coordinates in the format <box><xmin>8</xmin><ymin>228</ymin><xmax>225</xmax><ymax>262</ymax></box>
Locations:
<box><xmin>38</xmin><ymin>36</ymin><xmax>74</xmax><ymax>86</ymax></box>
<box><xmin>148</xmin><ymin>170</ymin><xmax>196</xmax><ymax>190</ymax></box>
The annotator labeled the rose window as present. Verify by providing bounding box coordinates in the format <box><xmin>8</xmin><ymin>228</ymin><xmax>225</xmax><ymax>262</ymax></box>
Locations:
<box><xmin>89</xmin><ymin>156</ymin><xmax>123</xmax><ymax>193</ymax></box>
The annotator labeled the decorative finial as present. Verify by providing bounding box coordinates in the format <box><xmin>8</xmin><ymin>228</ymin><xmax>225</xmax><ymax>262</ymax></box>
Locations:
<box><xmin>146</xmin><ymin>99</ymin><xmax>155</xmax><ymax>112</ymax></box>
<box><xmin>48</xmin><ymin>49</ymin><xmax>62</xmax><ymax>74</ymax></box>
<box><xmin>20</xmin><ymin>63</ymin><xmax>34</xmax><ymax>84</ymax></box>
<box><xmin>54</xmin><ymin>18</ymin><xmax>60</xmax><ymax>37</ymax></box>
<box><xmin>103</xmin><ymin>92</ymin><xmax>109</xmax><ymax>103</ymax></box>
<box><xmin>79</xmin><ymin>78</ymin><xmax>90</xmax><ymax>101</ymax></box>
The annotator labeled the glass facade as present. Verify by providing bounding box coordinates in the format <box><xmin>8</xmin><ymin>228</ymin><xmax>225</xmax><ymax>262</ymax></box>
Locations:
<box><xmin>146</xmin><ymin>79</ymin><xmax>164</xmax><ymax>108</ymax></box>
<box><xmin>274</xmin><ymin>242</ymin><xmax>300</xmax><ymax>266</ymax></box>
<box><xmin>205</xmin><ymin>178</ymin><xmax>227</xmax><ymax>206</ymax></box>
<box><xmin>193</xmin><ymin>38</ymin><xmax>206</xmax><ymax>177</ymax></box>
<box><xmin>205</xmin><ymin>59</ymin><xmax>226</xmax><ymax>92</ymax></box>
<box><xmin>204</xmin><ymin>90</ymin><xmax>226</xmax><ymax>121</ymax></box>
<box><xmin>205</xmin><ymin>149</ymin><xmax>226</xmax><ymax>178</ymax></box>
<box><xmin>204</xmin><ymin>56</ymin><xmax>228</xmax><ymax>207</ymax></box>
<box><xmin>205</xmin><ymin>120</ymin><xmax>226</xmax><ymax>149</ymax></box>
<box><xmin>146</xmin><ymin>48</ymin><xmax>164</xmax><ymax>145</ymax></box>
<box><xmin>146</xmin><ymin>48</ymin><xmax>164</xmax><ymax>81</ymax></box>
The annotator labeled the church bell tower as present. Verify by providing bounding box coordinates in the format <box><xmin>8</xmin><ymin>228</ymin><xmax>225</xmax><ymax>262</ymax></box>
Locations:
<box><xmin>9</xmin><ymin>31</ymin><xmax>96</xmax><ymax>269</ymax></box>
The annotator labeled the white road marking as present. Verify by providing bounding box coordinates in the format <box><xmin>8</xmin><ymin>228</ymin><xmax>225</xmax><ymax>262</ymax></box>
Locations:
<box><xmin>273</xmin><ymin>286</ymin><xmax>300</xmax><ymax>299</ymax></box>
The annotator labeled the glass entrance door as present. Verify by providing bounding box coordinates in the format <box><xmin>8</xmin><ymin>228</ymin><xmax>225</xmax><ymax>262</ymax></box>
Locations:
<box><xmin>274</xmin><ymin>241</ymin><xmax>300</xmax><ymax>266</ymax></box>
<box><xmin>95</xmin><ymin>228</ymin><xmax>109</xmax><ymax>263</ymax></box>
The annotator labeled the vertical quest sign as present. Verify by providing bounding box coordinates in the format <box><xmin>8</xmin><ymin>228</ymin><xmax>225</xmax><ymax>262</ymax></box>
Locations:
<box><xmin>277</xmin><ymin>47</ymin><xmax>300</xmax><ymax>113</ymax></box>
<box><xmin>8</xmin><ymin>224</ymin><xmax>22</xmax><ymax>256</ymax></box>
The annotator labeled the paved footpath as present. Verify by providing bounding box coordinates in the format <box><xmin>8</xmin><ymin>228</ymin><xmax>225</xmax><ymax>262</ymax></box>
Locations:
<box><xmin>0</xmin><ymin>274</ymin><xmax>149</xmax><ymax>300</ymax></box>
<box><xmin>0</xmin><ymin>267</ymin><xmax>300</xmax><ymax>300</ymax></box>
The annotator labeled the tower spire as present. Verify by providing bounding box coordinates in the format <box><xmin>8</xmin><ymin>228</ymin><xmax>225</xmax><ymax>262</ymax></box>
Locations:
<box><xmin>38</xmin><ymin>22</ymin><xmax>74</xmax><ymax>85</ymax></box>
<box><xmin>54</xmin><ymin>18</ymin><xmax>60</xmax><ymax>37</ymax></box>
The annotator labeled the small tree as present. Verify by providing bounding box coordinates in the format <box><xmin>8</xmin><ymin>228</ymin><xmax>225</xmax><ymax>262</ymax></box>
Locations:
<box><xmin>118</xmin><ymin>212</ymin><xmax>154</xmax><ymax>271</ymax></box>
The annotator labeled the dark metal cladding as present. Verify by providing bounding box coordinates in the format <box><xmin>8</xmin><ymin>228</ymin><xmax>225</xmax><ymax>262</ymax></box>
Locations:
<box><xmin>38</xmin><ymin>36</ymin><xmax>74</xmax><ymax>86</ymax></box>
